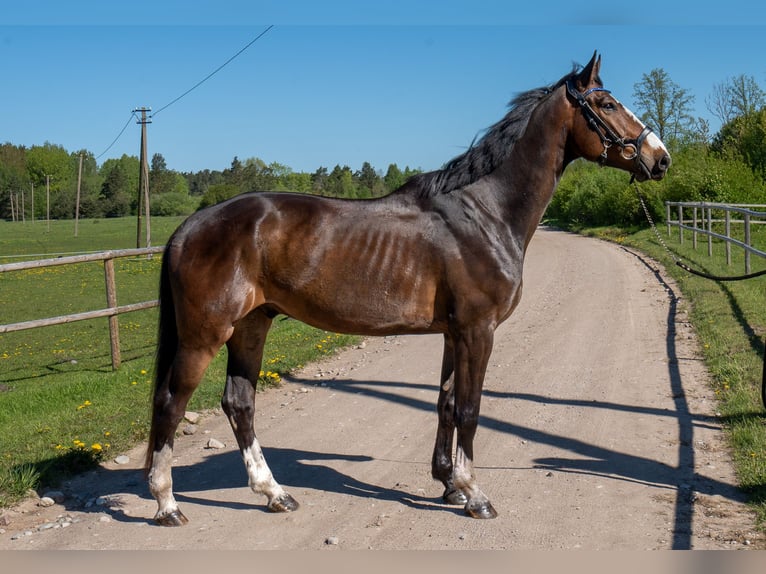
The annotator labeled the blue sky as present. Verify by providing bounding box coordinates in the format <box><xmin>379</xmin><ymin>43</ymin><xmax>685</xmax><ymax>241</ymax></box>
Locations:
<box><xmin>2</xmin><ymin>2</ymin><xmax>766</xmax><ymax>174</ymax></box>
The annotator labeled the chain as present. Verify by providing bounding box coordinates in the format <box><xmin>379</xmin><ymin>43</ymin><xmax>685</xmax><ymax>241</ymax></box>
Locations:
<box><xmin>632</xmin><ymin>183</ymin><xmax>681</xmax><ymax>265</ymax></box>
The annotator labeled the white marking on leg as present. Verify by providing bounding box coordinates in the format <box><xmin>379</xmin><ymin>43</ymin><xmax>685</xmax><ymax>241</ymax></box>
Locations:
<box><xmin>243</xmin><ymin>438</ymin><xmax>287</xmax><ymax>504</ymax></box>
<box><xmin>148</xmin><ymin>444</ymin><xmax>179</xmax><ymax>518</ymax></box>
<box><xmin>452</xmin><ymin>445</ymin><xmax>477</xmax><ymax>495</ymax></box>
<box><xmin>453</xmin><ymin>444</ymin><xmax>491</xmax><ymax>509</ymax></box>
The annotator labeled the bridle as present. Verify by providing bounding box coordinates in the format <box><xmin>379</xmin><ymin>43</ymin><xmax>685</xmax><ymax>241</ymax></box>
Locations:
<box><xmin>565</xmin><ymin>79</ymin><xmax>653</xmax><ymax>180</ymax></box>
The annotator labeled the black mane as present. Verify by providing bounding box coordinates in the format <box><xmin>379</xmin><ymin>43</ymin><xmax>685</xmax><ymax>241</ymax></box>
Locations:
<box><xmin>405</xmin><ymin>69</ymin><xmax>580</xmax><ymax>198</ymax></box>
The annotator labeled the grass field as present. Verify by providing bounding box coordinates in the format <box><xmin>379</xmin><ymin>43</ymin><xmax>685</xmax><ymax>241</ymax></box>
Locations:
<box><xmin>0</xmin><ymin>217</ymin><xmax>357</xmax><ymax>506</ymax></box>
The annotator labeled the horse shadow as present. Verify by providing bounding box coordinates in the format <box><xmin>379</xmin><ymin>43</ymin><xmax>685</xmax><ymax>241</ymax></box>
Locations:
<box><xmin>54</xmin><ymin>444</ymin><xmax>461</xmax><ymax>526</ymax></box>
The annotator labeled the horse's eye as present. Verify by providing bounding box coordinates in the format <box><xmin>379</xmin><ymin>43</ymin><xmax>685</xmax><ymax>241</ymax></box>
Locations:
<box><xmin>601</xmin><ymin>102</ymin><xmax>617</xmax><ymax>112</ymax></box>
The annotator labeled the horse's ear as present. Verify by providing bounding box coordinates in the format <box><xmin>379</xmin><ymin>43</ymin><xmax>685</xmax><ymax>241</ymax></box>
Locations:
<box><xmin>576</xmin><ymin>51</ymin><xmax>602</xmax><ymax>89</ymax></box>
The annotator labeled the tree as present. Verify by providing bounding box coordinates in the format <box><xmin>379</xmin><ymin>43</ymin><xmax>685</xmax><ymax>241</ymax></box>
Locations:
<box><xmin>632</xmin><ymin>68</ymin><xmax>695</xmax><ymax>148</ymax></box>
<box><xmin>383</xmin><ymin>163</ymin><xmax>404</xmax><ymax>192</ymax></box>
<box><xmin>707</xmin><ymin>74</ymin><xmax>765</xmax><ymax>125</ymax></box>
<box><xmin>325</xmin><ymin>165</ymin><xmax>357</xmax><ymax>198</ymax></box>
<box><xmin>99</xmin><ymin>160</ymin><xmax>131</xmax><ymax>217</ymax></box>
<box><xmin>356</xmin><ymin>162</ymin><xmax>380</xmax><ymax>196</ymax></box>
<box><xmin>26</xmin><ymin>142</ymin><xmax>74</xmax><ymax>194</ymax></box>
<box><xmin>70</xmin><ymin>150</ymin><xmax>102</xmax><ymax>218</ymax></box>
<box><xmin>0</xmin><ymin>143</ymin><xmax>28</xmax><ymax>220</ymax></box>
<box><xmin>311</xmin><ymin>166</ymin><xmax>328</xmax><ymax>194</ymax></box>
<box><xmin>99</xmin><ymin>154</ymin><xmax>139</xmax><ymax>217</ymax></box>
<box><xmin>713</xmin><ymin>109</ymin><xmax>766</xmax><ymax>178</ymax></box>
<box><xmin>151</xmin><ymin>152</ymin><xmax>167</xmax><ymax>173</ymax></box>
<box><xmin>198</xmin><ymin>183</ymin><xmax>241</xmax><ymax>210</ymax></box>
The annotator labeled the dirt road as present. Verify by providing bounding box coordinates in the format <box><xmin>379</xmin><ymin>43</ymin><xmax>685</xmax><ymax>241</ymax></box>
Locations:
<box><xmin>1</xmin><ymin>228</ymin><xmax>762</xmax><ymax>550</ymax></box>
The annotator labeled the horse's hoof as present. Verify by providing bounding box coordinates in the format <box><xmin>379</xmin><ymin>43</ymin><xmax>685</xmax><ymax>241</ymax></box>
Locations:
<box><xmin>465</xmin><ymin>500</ymin><xmax>498</xmax><ymax>519</ymax></box>
<box><xmin>155</xmin><ymin>509</ymin><xmax>189</xmax><ymax>526</ymax></box>
<box><xmin>442</xmin><ymin>488</ymin><xmax>468</xmax><ymax>506</ymax></box>
<box><xmin>268</xmin><ymin>492</ymin><xmax>299</xmax><ymax>513</ymax></box>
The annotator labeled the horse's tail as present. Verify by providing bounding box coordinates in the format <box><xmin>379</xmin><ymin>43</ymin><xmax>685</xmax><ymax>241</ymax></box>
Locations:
<box><xmin>145</xmin><ymin>241</ymin><xmax>178</xmax><ymax>473</ymax></box>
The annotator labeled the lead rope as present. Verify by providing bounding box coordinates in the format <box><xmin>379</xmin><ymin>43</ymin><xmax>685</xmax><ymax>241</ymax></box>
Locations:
<box><xmin>632</xmin><ymin>182</ymin><xmax>766</xmax><ymax>282</ymax></box>
<box><xmin>631</xmin><ymin>181</ymin><xmax>766</xmax><ymax>409</ymax></box>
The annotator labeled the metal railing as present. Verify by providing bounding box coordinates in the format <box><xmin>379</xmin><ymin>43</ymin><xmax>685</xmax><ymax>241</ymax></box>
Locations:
<box><xmin>665</xmin><ymin>202</ymin><xmax>766</xmax><ymax>274</ymax></box>
<box><xmin>0</xmin><ymin>246</ymin><xmax>164</xmax><ymax>370</ymax></box>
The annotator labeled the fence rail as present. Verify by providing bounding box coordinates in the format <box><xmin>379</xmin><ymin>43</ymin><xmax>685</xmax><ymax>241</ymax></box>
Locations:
<box><xmin>0</xmin><ymin>246</ymin><xmax>165</xmax><ymax>370</ymax></box>
<box><xmin>665</xmin><ymin>202</ymin><xmax>766</xmax><ymax>274</ymax></box>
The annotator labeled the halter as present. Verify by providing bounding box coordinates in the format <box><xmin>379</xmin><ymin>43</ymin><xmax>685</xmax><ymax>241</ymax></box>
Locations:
<box><xmin>565</xmin><ymin>79</ymin><xmax>653</xmax><ymax>179</ymax></box>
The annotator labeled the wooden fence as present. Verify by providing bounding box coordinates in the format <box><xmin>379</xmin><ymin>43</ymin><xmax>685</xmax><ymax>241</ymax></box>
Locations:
<box><xmin>665</xmin><ymin>202</ymin><xmax>766</xmax><ymax>274</ymax></box>
<box><xmin>0</xmin><ymin>246</ymin><xmax>164</xmax><ymax>370</ymax></box>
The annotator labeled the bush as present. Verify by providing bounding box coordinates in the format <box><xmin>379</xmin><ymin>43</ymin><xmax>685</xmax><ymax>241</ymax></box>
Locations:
<box><xmin>547</xmin><ymin>146</ymin><xmax>766</xmax><ymax>229</ymax></box>
<box><xmin>150</xmin><ymin>192</ymin><xmax>199</xmax><ymax>216</ymax></box>
<box><xmin>548</xmin><ymin>161</ymin><xmax>645</xmax><ymax>227</ymax></box>
<box><xmin>198</xmin><ymin>183</ymin><xmax>241</xmax><ymax>210</ymax></box>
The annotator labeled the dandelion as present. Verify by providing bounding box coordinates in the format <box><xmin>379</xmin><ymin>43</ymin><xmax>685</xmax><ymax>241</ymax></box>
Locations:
<box><xmin>140</xmin><ymin>369</ymin><xmax>148</xmax><ymax>375</ymax></box>
<box><xmin>91</xmin><ymin>443</ymin><xmax>103</xmax><ymax>452</ymax></box>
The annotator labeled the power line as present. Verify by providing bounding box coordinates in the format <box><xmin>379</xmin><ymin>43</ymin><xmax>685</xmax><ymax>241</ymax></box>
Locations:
<box><xmin>92</xmin><ymin>25</ymin><xmax>273</xmax><ymax>164</ymax></box>
<box><xmin>152</xmin><ymin>25</ymin><xmax>274</xmax><ymax>118</ymax></box>
<box><xmin>95</xmin><ymin>112</ymin><xmax>136</xmax><ymax>160</ymax></box>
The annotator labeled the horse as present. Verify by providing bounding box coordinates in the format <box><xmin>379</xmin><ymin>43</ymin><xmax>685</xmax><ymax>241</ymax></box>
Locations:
<box><xmin>145</xmin><ymin>52</ymin><xmax>671</xmax><ymax>526</ymax></box>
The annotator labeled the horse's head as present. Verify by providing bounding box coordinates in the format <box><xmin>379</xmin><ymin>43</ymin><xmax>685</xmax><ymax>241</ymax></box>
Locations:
<box><xmin>565</xmin><ymin>52</ymin><xmax>671</xmax><ymax>182</ymax></box>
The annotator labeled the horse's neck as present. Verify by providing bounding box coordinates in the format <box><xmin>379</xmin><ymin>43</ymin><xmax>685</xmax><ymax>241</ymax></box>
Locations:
<box><xmin>489</xmin><ymin>94</ymin><xmax>570</xmax><ymax>251</ymax></box>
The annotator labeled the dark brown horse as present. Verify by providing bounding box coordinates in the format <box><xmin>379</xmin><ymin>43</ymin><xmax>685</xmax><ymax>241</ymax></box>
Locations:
<box><xmin>146</xmin><ymin>52</ymin><xmax>670</xmax><ymax>525</ymax></box>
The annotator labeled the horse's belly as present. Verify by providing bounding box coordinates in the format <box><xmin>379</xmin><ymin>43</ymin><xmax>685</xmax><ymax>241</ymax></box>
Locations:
<box><xmin>267</xmin><ymin>269</ymin><xmax>443</xmax><ymax>336</ymax></box>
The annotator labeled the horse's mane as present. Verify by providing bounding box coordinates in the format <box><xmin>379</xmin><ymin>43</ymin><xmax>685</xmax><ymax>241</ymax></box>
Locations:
<box><xmin>403</xmin><ymin>67</ymin><xmax>585</xmax><ymax>198</ymax></box>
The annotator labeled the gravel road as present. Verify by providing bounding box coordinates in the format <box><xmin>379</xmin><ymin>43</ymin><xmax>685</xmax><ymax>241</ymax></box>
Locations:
<box><xmin>1</xmin><ymin>228</ymin><xmax>763</xmax><ymax>550</ymax></box>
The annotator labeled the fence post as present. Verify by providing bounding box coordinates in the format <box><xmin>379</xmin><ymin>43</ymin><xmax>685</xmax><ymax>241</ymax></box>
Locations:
<box><xmin>678</xmin><ymin>205</ymin><xmax>683</xmax><ymax>244</ymax></box>
<box><xmin>666</xmin><ymin>203</ymin><xmax>671</xmax><ymax>237</ymax></box>
<box><xmin>745</xmin><ymin>213</ymin><xmax>751</xmax><ymax>275</ymax></box>
<box><xmin>725</xmin><ymin>211</ymin><xmax>731</xmax><ymax>266</ymax></box>
<box><xmin>103</xmin><ymin>258</ymin><xmax>121</xmax><ymax>370</ymax></box>
<box><xmin>692</xmin><ymin>206</ymin><xmax>698</xmax><ymax>250</ymax></box>
<box><xmin>707</xmin><ymin>207</ymin><xmax>713</xmax><ymax>257</ymax></box>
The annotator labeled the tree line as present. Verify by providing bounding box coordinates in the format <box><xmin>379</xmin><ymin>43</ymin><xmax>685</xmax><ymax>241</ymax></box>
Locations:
<box><xmin>0</xmin><ymin>140</ymin><xmax>422</xmax><ymax>222</ymax></box>
<box><xmin>2</xmin><ymin>67</ymin><xmax>765</xmax><ymax>228</ymax></box>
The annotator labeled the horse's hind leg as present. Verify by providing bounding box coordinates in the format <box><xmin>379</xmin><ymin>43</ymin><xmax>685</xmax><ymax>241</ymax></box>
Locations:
<box><xmin>148</xmin><ymin>346</ymin><xmax>217</xmax><ymax>526</ymax></box>
<box><xmin>222</xmin><ymin>309</ymin><xmax>298</xmax><ymax>512</ymax></box>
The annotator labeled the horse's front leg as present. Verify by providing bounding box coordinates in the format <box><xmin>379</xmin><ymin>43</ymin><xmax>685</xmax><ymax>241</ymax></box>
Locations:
<box><xmin>451</xmin><ymin>325</ymin><xmax>497</xmax><ymax>519</ymax></box>
<box><xmin>432</xmin><ymin>335</ymin><xmax>468</xmax><ymax>505</ymax></box>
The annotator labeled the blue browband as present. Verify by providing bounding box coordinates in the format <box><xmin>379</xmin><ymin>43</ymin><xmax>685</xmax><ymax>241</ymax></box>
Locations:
<box><xmin>582</xmin><ymin>87</ymin><xmax>611</xmax><ymax>97</ymax></box>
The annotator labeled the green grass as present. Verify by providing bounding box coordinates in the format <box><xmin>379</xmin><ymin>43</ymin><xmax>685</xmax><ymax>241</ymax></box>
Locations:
<box><xmin>579</xmin><ymin>224</ymin><xmax>766</xmax><ymax>529</ymax></box>
<box><xmin>0</xmin><ymin>217</ymin><xmax>357</xmax><ymax>507</ymax></box>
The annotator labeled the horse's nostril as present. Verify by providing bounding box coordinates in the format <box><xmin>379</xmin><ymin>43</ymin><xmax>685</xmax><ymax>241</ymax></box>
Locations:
<box><xmin>660</xmin><ymin>154</ymin><xmax>671</xmax><ymax>170</ymax></box>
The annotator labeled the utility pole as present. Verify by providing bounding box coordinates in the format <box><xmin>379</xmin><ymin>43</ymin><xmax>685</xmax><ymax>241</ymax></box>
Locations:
<box><xmin>45</xmin><ymin>174</ymin><xmax>51</xmax><ymax>232</ymax></box>
<box><xmin>133</xmin><ymin>107</ymin><xmax>152</xmax><ymax>248</ymax></box>
<box><xmin>74</xmin><ymin>152</ymin><xmax>83</xmax><ymax>237</ymax></box>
